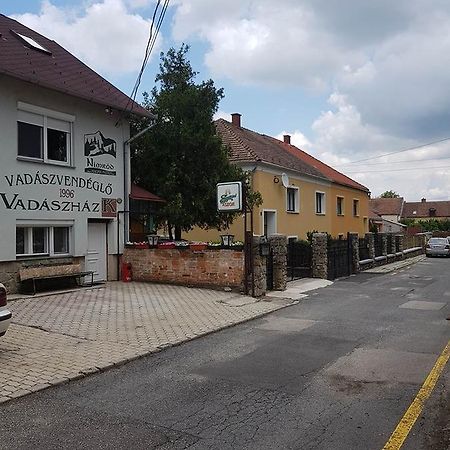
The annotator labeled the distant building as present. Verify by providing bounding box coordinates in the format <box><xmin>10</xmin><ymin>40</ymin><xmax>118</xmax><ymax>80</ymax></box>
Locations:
<box><xmin>369</xmin><ymin>197</ymin><xmax>405</xmax><ymax>233</ymax></box>
<box><xmin>402</xmin><ymin>198</ymin><xmax>450</xmax><ymax>221</ymax></box>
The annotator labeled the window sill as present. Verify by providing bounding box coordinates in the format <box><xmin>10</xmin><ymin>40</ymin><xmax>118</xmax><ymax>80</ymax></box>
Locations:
<box><xmin>337</xmin><ymin>213</ymin><xmax>345</xmax><ymax>217</ymax></box>
<box><xmin>286</xmin><ymin>210</ymin><xmax>300</xmax><ymax>214</ymax></box>
<box><xmin>315</xmin><ymin>212</ymin><xmax>326</xmax><ymax>216</ymax></box>
<box><xmin>16</xmin><ymin>253</ymin><xmax>72</xmax><ymax>259</ymax></box>
<box><xmin>16</xmin><ymin>156</ymin><xmax>74</xmax><ymax>168</ymax></box>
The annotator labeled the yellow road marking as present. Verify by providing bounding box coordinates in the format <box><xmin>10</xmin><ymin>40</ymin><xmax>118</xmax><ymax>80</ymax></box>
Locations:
<box><xmin>382</xmin><ymin>340</ymin><xmax>450</xmax><ymax>450</ymax></box>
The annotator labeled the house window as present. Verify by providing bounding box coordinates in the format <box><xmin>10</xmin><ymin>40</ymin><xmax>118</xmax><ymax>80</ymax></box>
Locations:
<box><xmin>315</xmin><ymin>192</ymin><xmax>325</xmax><ymax>214</ymax></box>
<box><xmin>353</xmin><ymin>199</ymin><xmax>359</xmax><ymax>216</ymax></box>
<box><xmin>286</xmin><ymin>187</ymin><xmax>299</xmax><ymax>213</ymax></box>
<box><xmin>16</xmin><ymin>226</ymin><xmax>71</xmax><ymax>256</ymax></box>
<box><xmin>17</xmin><ymin>103</ymin><xmax>74</xmax><ymax>165</ymax></box>
<box><xmin>337</xmin><ymin>197</ymin><xmax>344</xmax><ymax>215</ymax></box>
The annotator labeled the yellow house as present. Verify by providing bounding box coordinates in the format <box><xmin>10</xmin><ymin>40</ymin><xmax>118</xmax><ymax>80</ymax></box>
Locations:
<box><xmin>186</xmin><ymin>113</ymin><xmax>370</xmax><ymax>242</ymax></box>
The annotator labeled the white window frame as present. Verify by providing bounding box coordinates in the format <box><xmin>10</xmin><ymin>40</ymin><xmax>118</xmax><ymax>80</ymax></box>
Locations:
<box><xmin>336</xmin><ymin>196</ymin><xmax>344</xmax><ymax>216</ymax></box>
<box><xmin>16</xmin><ymin>224</ymin><xmax>73</xmax><ymax>258</ymax></box>
<box><xmin>286</xmin><ymin>186</ymin><xmax>299</xmax><ymax>213</ymax></box>
<box><xmin>315</xmin><ymin>191</ymin><xmax>326</xmax><ymax>215</ymax></box>
<box><xmin>353</xmin><ymin>198</ymin><xmax>360</xmax><ymax>217</ymax></box>
<box><xmin>17</xmin><ymin>102</ymin><xmax>75</xmax><ymax>167</ymax></box>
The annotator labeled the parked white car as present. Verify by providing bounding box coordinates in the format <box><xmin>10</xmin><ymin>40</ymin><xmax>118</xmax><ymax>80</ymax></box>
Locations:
<box><xmin>0</xmin><ymin>283</ymin><xmax>12</xmax><ymax>337</ymax></box>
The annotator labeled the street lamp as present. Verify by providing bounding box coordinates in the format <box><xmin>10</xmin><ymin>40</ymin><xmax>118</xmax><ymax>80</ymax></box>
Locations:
<box><xmin>147</xmin><ymin>234</ymin><xmax>159</xmax><ymax>248</ymax></box>
<box><xmin>220</xmin><ymin>234</ymin><xmax>234</xmax><ymax>248</ymax></box>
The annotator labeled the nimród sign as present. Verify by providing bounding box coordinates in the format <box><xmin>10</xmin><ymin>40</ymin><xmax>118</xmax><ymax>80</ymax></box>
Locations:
<box><xmin>217</xmin><ymin>181</ymin><xmax>242</xmax><ymax>212</ymax></box>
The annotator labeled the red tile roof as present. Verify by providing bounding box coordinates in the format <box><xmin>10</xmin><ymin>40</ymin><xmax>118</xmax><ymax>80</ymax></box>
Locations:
<box><xmin>402</xmin><ymin>200</ymin><xmax>450</xmax><ymax>219</ymax></box>
<box><xmin>130</xmin><ymin>184</ymin><xmax>165</xmax><ymax>202</ymax></box>
<box><xmin>0</xmin><ymin>14</ymin><xmax>152</xmax><ymax>117</ymax></box>
<box><xmin>369</xmin><ymin>197</ymin><xmax>404</xmax><ymax>216</ymax></box>
<box><xmin>215</xmin><ymin>118</ymin><xmax>369</xmax><ymax>192</ymax></box>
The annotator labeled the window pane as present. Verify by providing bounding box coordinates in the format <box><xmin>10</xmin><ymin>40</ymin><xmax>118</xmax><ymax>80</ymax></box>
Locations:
<box><xmin>54</xmin><ymin>227</ymin><xmax>69</xmax><ymax>254</ymax></box>
<box><xmin>18</xmin><ymin>122</ymin><xmax>43</xmax><ymax>158</ymax></box>
<box><xmin>316</xmin><ymin>193</ymin><xmax>323</xmax><ymax>213</ymax></box>
<box><xmin>16</xmin><ymin>227</ymin><xmax>26</xmax><ymax>254</ymax></box>
<box><xmin>32</xmin><ymin>227</ymin><xmax>47</xmax><ymax>254</ymax></box>
<box><xmin>47</xmin><ymin>128</ymin><xmax>68</xmax><ymax>162</ymax></box>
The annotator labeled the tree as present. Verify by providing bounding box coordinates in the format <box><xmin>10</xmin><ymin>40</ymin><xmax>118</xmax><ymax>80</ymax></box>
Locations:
<box><xmin>379</xmin><ymin>190</ymin><xmax>400</xmax><ymax>198</ymax></box>
<box><xmin>131</xmin><ymin>45</ymin><xmax>254</xmax><ymax>240</ymax></box>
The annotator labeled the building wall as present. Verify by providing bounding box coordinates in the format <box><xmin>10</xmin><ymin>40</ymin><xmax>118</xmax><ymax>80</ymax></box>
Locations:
<box><xmin>185</xmin><ymin>163</ymin><xmax>369</xmax><ymax>241</ymax></box>
<box><xmin>0</xmin><ymin>75</ymin><xmax>129</xmax><ymax>286</ymax></box>
<box><xmin>330</xmin><ymin>184</ymin><xmax>369</xmax><ymax>237</ymax></box>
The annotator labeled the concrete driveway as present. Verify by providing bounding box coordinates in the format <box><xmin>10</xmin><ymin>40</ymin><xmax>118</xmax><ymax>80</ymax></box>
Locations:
<box><xmin>0</xmin><ymin>282</ymin><xmax>293</xmax><ymax>403</ymax></box>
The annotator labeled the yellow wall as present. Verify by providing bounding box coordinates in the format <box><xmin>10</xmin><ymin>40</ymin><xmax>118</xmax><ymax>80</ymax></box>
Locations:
<box><xmin>185</xmin><ymin>168</ymin><xmax>369</xmax><ymax>242</ymax></box>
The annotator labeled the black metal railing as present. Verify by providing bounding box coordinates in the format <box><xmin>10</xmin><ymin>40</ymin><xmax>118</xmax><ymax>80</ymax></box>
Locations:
<box><xmin>358</xmin><ymin>237</ymin><xmax>370</xmax><ymax>261</ymax></box>
<box><xmin>374</xmin><ymin>234</ymin><xmax>383</xmax><ymax>257</ymax></box>
<box><xmin>327</xmin><ymin>238</ymin><xmax>351</xmax><ymax>280</ymax></box>
<box><xmin>287</xmin><ymin>240</ymin><xmax>312</xmax><ymax>281</ymax></box>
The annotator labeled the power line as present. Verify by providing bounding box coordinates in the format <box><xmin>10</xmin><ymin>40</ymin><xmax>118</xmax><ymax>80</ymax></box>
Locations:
<box><xmin>339</xmin><ymin>155</ymin><xmax>450</xmax><ymax>168</ymax></box>
<box><xmin>345</xmin><ymin>164</ymin><xmax>450</xmax><ymax>174</ymax></box>
<box><xmin>116</xmin><ymin>0</ymin><xmax>169</xmax><ymax>123</ymax></box>
<box><xmin>335</xmin><ymin>137</ymin><xmax>450</xmax><ymax>166</ymax></box>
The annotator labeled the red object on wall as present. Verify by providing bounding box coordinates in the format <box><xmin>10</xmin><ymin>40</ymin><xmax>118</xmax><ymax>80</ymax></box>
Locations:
<box><xmin>121</xmin><ymin>262</ymin><xmax>132</xmax><ymax>282</ymax></box>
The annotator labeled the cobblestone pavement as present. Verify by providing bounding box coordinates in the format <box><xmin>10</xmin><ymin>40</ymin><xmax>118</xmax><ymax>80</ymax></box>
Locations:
<box><xmin>0</xmin><ymin>282</ymin><xmax>293</xmax><ymax>403</ymax></box>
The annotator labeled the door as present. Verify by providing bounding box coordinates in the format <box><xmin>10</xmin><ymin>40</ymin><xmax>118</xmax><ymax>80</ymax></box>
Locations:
<box><xmin>87</xmin><ymin>222</ymin><xmax>107</xmax><ymax>282</ymax></box>
<box><xmin>263</xmin><ymin>210</ymin><xmax>277</xmax><ymax>236</ymax></box>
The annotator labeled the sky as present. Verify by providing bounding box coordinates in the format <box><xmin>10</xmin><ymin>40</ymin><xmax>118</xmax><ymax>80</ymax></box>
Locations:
<box><xmin>4</xmin><ymin>0</ymin><xmax>450</xmax><ymax>201</ymax></box>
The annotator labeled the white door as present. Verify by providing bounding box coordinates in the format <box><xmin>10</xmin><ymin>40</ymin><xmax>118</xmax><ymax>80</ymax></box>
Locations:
<box><xmin>87</xmin><ymin>222</ymin><xmax>107</xmax><ymax>282</ymax></box>
<box><xmin>263</xmin><ymin>211</ymin><xmax>277</xmax><ymax>236</ymax></box>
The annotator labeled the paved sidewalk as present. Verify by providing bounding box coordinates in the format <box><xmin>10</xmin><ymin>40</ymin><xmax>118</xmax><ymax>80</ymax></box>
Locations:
<box><xmin>364</xmin><ymin>255</ymin><xmax>425</xmax><ymax>273</ymax></box>
<box><xmin>0</xmin><ymin>282</ymin><xmax>294</xmax><ymax>403</ymax></box>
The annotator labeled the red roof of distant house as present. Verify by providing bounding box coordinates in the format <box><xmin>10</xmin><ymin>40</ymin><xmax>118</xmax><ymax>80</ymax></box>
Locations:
<box><xmin>130</xmin><ymin>184</ymin><xmax>165</xmax><ymax>202</ymax></box>
<box><xmin>402</xmin><ymin>200</ymin><xmax>450</xmax><ymax>218</ymax></box>
<box><xmin>0</xmin><ymin>14</ymin><xmax>152</xmax><ymax>118</ymax></box>
<box><xmin>369</xmin><ymin>197</ymin><xmax>404</xmax><ymax>216</ymax></box>
<box><xmin>215</xmin><ymin>118</ymin><xmax>369</xmax><ymax>193</ymax></box>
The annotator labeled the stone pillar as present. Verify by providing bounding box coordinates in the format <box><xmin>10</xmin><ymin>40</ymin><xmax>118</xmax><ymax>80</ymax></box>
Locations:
<box><xmin>268</xmin><ymin>235</ymin><xmax>287</xmax><ymax>291</ymax></box>
<box><xmin>389</xmin><ymin>235</ymin><xmax>397</xmax><ymax>254</ymax></box>
<box><xmin>365</xmin><ymin>233</ymin><xmax>375</xmax><ymax>259</ymax></box>
<box><xmin>395</xmin><ymin>235</ymin><xmax>404</xmax><ymax>252</ymax></box>
<box><xmin>381</xmin><ymin>233</ymin><xmax>388</xmax><ymax>256</ymax></box>
<box><xmin>312</xmin><ymin>233</ymin><xmax>328</xmax><ymax>279</ymax></box>
<box><xmin>349</xmin><ymin>233</ymin><xmax>360</xmax><ymax>274</ymax></box>
<box><xmin>250</xmin><ymin>235</ymin><xmax>266</xmax><ymax>297</ymax></box>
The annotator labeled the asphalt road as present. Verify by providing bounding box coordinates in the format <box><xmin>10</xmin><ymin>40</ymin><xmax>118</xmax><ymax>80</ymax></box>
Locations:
<box><xmin>0</xmin><ymin>257</ymin><xmax>449</xmax><ymax>450</ymax></box>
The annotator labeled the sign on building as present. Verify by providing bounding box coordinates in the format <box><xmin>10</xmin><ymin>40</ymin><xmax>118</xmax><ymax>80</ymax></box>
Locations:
<box><xmin>217</xmin><ymin>181</ymin><xmax>242</xmax><ymax>212</ymax></box>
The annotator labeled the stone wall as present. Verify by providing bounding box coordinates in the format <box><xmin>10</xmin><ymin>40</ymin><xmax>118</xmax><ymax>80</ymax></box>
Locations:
<box><xmin>123</xmin><ymin>248</ymin><xmax>244</xmax><ymax>290</ymax></box>
<box><xmin>250</xmin><ymin>236</ymin><xmax>267</xmax><ymax>297</ymax></box>
<box><xmin>0</xmin><ymin>256</ymin><xmax>84</xmax><ymax>294</ymax></box>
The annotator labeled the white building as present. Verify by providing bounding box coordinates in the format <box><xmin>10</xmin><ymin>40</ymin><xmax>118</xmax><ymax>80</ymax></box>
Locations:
<box><xmin>0</xmin><ymin>14</ymin><xmax>152</xmax><ymax>293</ymax></box>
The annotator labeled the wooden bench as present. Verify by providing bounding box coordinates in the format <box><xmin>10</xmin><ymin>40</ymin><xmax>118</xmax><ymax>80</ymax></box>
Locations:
<box><xmin>19</xmin><ymin>264</ymin><xmax>94</xmax><ymax>295</ymax></box>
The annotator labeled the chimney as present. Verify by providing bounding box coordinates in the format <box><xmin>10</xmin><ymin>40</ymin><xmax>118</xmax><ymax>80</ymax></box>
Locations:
<box><xmin>231</xmin><ymin>113</ymin><xmax>241</xmax><ymax>127</ymax></box>
<box><xmin>283</xmin><ymin>134</ymin><xmax>291</xmax><ymax>144</ymax></box>
<box><xmin>421</xmin><ymin>198</ymin><xmax>426</xmax><ymax>203</ymax></box>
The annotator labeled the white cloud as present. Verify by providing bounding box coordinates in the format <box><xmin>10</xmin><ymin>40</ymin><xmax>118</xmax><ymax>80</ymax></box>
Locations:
<box><xmin>275</xmin><ymin>130</ymin><xmax>312</xmax><ymax>151</ymax></box>
<box><xmin>213</xmin><ymin>110</ymin><xmax>231</xmax><ymax>121</ymax></box>
<box><xmin>11</xmin><ymin>0</ymin><xmax>159</xmax><ymax>76</ymax></box>
<box><xmin>170</xmin><ymin>0</ymin><xmax>450</xmax><ymax>200</ymax></box>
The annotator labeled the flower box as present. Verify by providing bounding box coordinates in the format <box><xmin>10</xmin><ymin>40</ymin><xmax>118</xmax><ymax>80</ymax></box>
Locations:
<box><xmin>135</xmin><ymin>242</ymin><xmax>149</xmax><ymax>249</ymax></box>
<box><xmin>158</xmin><ymin>242</ymin><xmax>176</xmax><ymax>249</ymax></box>
<box><xmin>190</xmin><ymin>243</ymin><xmax>207</xmax><ymax>251</ymax></box>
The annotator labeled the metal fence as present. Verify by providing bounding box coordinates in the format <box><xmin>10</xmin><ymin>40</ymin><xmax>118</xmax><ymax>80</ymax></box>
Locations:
<box><xmin>374</xmin><ymin>234</ymin><xmax>383</xmax><ymax>257</ymax></box>
<box><xmin>358</xmin><ymin>238</ymin><xmax>370</xmax><ymax>261</ymax></box>
<box><xmin>327</xmin><ymin>238</ymin><xmax>351</xmax><ymax>280</ymax></box>
<box><xmin>287</xmin><ymin>240</ymin><xmax>312</xmax><ymax>280</ymax></box>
